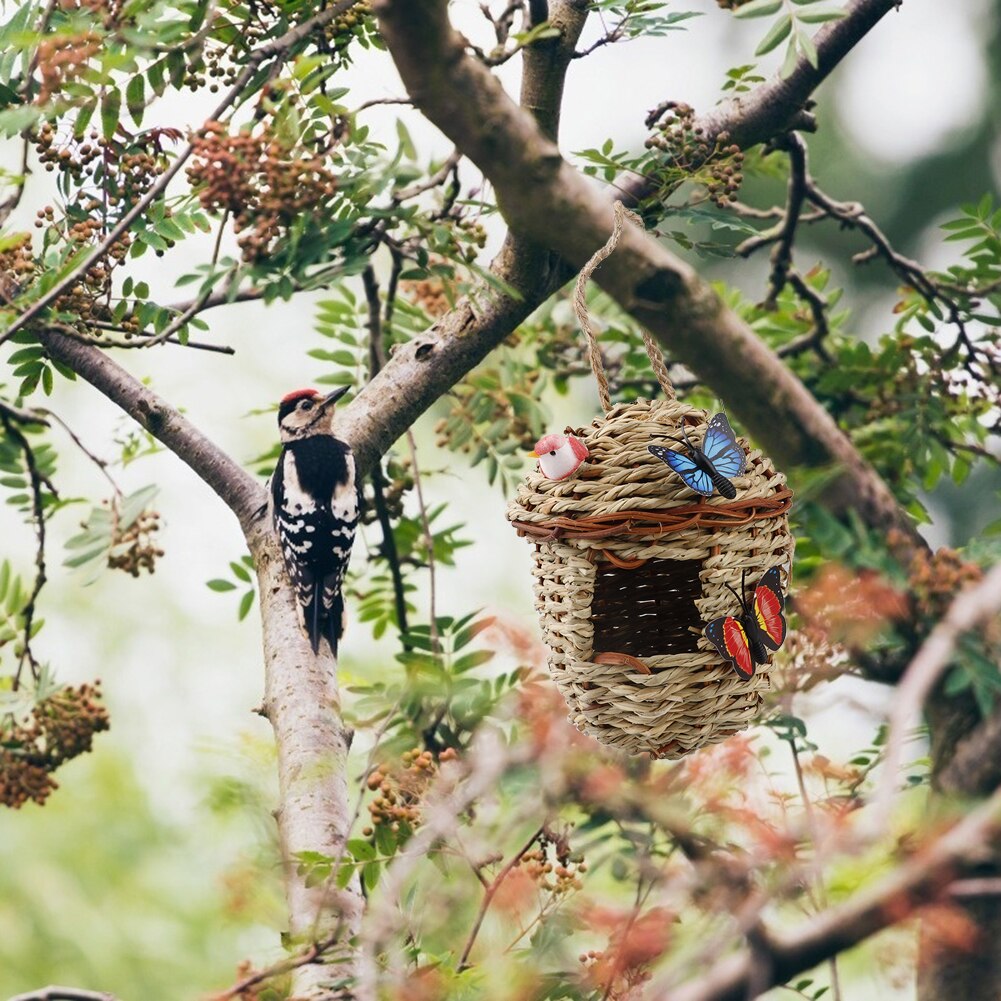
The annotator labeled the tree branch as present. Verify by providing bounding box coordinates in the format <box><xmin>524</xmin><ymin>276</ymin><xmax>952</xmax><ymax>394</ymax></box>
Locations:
<box><xmin>372</xmin><ymin>0</ymin><xmax>924</xmax><ymax>556</ymax></box>
<box><xmin>660</xmin><ymin>782</ymin><xmax>1001</xmax><ymax>1001</ymax></box>
<box><xmin>35</xmin><ymin>330</ymin><xmax>263</xmax><ymax>529</ymax></box>
<box><xmin>619</xmin><ymin>0</ymin><xmax>902</xmax><ymax>206</ymax></box>
<box><xmin>339</xmin><ymin>0</ymin><xmax>589</xmax><ymax>477</ymax></box>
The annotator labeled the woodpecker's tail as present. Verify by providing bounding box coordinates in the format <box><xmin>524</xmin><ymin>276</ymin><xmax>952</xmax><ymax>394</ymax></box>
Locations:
<box><xmin>308</xmin><ymin>576</ymin><xmax>345</xmax><ymax>657</ymax></box>
<box><xmin>309</xmin><ymin>580</ymin><xmax>322</xmax><ymax>655</ymax></box>
<box><xmin>326</xmin><ymin>591</ymin><xmax>344</xmax><ymax>658</ymax></box>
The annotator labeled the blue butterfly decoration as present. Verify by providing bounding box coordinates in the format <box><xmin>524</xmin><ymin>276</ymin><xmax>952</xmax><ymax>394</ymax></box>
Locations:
<box><xmin>647</xmin><ymin>412</ymin><xmax>746</xmax><ymax>499</ymax></box>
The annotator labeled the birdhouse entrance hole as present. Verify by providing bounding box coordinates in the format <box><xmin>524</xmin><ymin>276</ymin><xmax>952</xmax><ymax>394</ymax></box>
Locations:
<box><xmin>591</xmin><ymin>557</ymin><xmax>703</xmax><ymax>659</ymax></box>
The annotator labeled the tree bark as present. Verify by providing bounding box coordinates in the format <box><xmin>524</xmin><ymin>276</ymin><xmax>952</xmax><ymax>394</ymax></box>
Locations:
<box><xmin>249</xmin><ymin>520</ymin><xmax>364</xmax><ymax>994</ymax></box>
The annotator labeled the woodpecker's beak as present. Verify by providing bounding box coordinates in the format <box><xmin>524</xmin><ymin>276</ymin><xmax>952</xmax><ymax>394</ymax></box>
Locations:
<box><xmin>318</xmin><ymin>386</ymin><xmax>350</xmax><ymax>411</ymax></box>
<box><xmin>527</xmin><ymin>450</ymin><xmax>540</xmax><ymax>459</ymax></box>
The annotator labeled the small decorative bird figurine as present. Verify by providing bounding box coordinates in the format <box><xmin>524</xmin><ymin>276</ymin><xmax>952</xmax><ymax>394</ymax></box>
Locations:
<box><xmin>529</xmin><ymin>432</ymin><xmax>589</xmax><ymax>481</ymax></box>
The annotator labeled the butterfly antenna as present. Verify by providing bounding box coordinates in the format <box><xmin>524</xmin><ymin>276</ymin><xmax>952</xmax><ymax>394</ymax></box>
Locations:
<box><xmin>740</xmin><ymin>567</ymin><xmax>748</xmax><ymax>610</ymax></box>
<box><xmin>723</xmin><ymin>580</ymin><xmax>743</xmax><ymax>609</ymax></box>
<box><xmin>650</xmin><ymin>434</ymin><xmax>685</xmax><ymax>445</ymax></box>
<box><xmin>681</xmin><ymin>423</ymin><xmax>694</xmax><ymax>450</ymax></box>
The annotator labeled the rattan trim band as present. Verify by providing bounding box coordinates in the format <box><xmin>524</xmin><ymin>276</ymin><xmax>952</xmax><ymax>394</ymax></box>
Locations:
<box><xmin>510</xmin><ymin>486</ymin><xmax>793</xmax><ymax>541</ymax></box>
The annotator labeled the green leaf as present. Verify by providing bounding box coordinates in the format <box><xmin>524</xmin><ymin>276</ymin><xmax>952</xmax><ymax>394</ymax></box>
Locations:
<box><xmin>238</xmin><ymin>590</ymin><xmax>255</xmax><ymax>621</ymax></box>
<box><xmin>346</xmin><ymin>839</ymin><xmax>376</xmax><ymax>862</ymax></box>
<box><xmin>63</xmin><ymin>546</ymin><xmax>110</xmax><ymax>569</ymax></box>
<box><xmin>101</xmin><ymin>88</ymin><xmax>121</xmax><ymax>141</ymax></box>
<box><xmin>733</xmin><ymin>0</ymin><xmax>783</xmax><ymax>17</ymax></box>
<box><xmin>798</xmin><ymin>29</ymin><xmax>818</xmax><ymax>68</ymax></box>
<box><xmin>453</xmin><ymin>650</ymin><xmax>494</xmax><ymax>674</ymax></box>
<box><xmin>395</xmin><ymin>118</ymin><xmax>416</xmax><ymax>160</ymax></box>
<box><xmin>74</xmin><ymin>101</ymin><xmax>96</xmax><ymax>138</ymax></box>
<box><xmin>120</xmin><ymin>484</ymin><xmax>158</xmax><ymax>527</ymax></box>
<box><xmin>363</xmin><ymin>860</ymin><xmax>381</xmax><ymax>893</ymax></box>
<box><xmin>375</xmin><ymin>822</ymin><xmax>397</xmax><ymax>859</ymax></box>
<box><xmin>230</xmin><ymin>560</ymin><xmax>252</xmax><ymax>583</ymax></box>
<box><xmin>166</xmin><ymin>48</ymin><xmax>186</xmax><ymax>89</ymax></box>
<box><xmin>207</xmin><ymin>579</ymin><xmax>237</xmax><ymax>592</ymax></box>
<box><xmin>797</xmin><ymin>9</ymin><xmax>845</xmax><ymax>22</ymax></box>
<box><xmin>755</xmin><ymin>13</ymin><xmax>792</xmax><ymax>55</ymax></box>
<box><xmin>126</xmin><ymin>75</ymin><xmax>145</xmax><ymax>127</ymax></box>
<box><xmin>147</xmin><ymin>58</ymin><xmax>166</xmax><ymax>96</ymax></box>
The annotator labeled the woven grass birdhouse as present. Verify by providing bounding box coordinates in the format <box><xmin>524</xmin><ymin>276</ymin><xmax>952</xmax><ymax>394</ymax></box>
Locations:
<box><xmin>506</xmin><ymin>207</ymin><xmax>794</xmax><ymax>758</ymax></box>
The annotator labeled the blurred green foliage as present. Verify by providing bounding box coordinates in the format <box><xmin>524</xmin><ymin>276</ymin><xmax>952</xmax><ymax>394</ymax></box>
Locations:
<box><xmin>0</xmin><ymin>742</ymin><xmax>283</xmax><ymax>999</ymax></box>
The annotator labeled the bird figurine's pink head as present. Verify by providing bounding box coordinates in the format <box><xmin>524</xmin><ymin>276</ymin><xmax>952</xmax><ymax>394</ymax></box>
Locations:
<box><xmin>529</xmin><ymin>432</ymin><xmax>589</xmax><ymax>481</ymax></box>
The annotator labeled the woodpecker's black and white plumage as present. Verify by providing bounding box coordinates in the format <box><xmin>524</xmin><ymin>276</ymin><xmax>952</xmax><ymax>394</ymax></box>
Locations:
<box><xmin>271</xmin><ymin>386</ymin><xmax>357</xmax><ymax>656</ymax></box>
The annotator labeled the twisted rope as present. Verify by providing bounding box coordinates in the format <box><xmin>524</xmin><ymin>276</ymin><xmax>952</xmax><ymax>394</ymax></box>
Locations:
<box><xmin>572</xmin><ymin>201</ymin><xmax>676</xmax><ymax>411</ymax></box>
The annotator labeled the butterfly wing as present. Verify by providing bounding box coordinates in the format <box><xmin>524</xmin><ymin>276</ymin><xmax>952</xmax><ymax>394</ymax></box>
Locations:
<box><xmin>704</xmin><ymin>615</ymin><xmax>756</xmax><ymax>680</ymax></box>
<box><xmin>701</xmin><ymin>412</ymin><xmax>746</xmax><ymax>479</ymax></box>
<box><xmin>648</xmin><ymin>444</ymin><xmax>714</xmax><ymax>496</ymax></box>
<box><xmin>753</xmin><ymin>567</ymin><xmax>787</xmax><ymax>651</ymax></box>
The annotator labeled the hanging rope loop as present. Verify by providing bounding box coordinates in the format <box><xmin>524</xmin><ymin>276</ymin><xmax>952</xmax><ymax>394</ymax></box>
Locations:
<box><xmin>572</xmin><ymin>201</ymin><xmax>677</xmax><ymax>411</ymax></box>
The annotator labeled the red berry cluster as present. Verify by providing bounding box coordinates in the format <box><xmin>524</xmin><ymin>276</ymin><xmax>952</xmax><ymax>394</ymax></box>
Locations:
<box><xmin>187</xmin><ymin>121</ymin><xmax>339</xmax><ymax>263</ymax></box>
<box><xmin>362</xmin><ymin>746</ymin><xmax>458</xmax><ymax>836</ymax></box>
<box><xmin>519</xmin><ymin>827</ymin><xmax>586</xmax><ymax>897</ymax></box>
<box><xmin>908</xmin><ymin>546</ymin><xmax>985</xmax><ymax>625</ymax></box>
<box><xmin>645</xmin><ymin>102</ymin><xmax>744</xmax><ymax>207</ymax></box>
<box><xmin>0</xmin><ymin>682</ymin><xmax>110</xmax><ymax>809</ymax></box>
<box><xmin>107</xmin><ymin>505</ymin><xmax>163</xmax><ymax>576</ymax></box>
<box><xmin>35</xmin><ymin>32</ymin><xmax>101</xmax><ymax>103</ymax></box>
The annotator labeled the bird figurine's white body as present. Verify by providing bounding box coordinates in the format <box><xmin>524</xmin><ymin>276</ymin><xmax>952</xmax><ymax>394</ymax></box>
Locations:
<box><xmin>530</xmin><ymin>433</ymin><xmax>589</xmax><ymax>481</ymax></box>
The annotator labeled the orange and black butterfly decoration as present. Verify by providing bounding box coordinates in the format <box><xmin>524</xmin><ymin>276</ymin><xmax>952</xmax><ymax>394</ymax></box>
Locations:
<box><xmin>703</xmin><ymin>567</ymin><xmax>787</xmax><ymax>680</ymax></box>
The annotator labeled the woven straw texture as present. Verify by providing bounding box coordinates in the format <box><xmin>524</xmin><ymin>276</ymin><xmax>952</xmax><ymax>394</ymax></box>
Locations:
<box><xmin>507</xmin><ymin>397</ymin><xmax>794</xmax><ymax>758</ymax></box>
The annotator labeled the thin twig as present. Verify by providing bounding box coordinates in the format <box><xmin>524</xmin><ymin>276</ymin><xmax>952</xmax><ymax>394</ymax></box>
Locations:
<box><xmin>353</xmin><ymin>95</ymin><xmax>413</xmax><ymax>113</ymax></box>
<box><xmin>393</xmin><ymin>150</ymin><xmax>462</xmax><ymax>202</ymax></box>
<box><xmin>786</xmin><ymin>270</ymin><xmax>832</xmax><ymax>362</ymax></box>
<box><xmin>209</xmin><ymin>934</ymin><xmax>341</xmax><ymax>1001</ymax></box>
<box><xmin>786</xmin><ymin>735</ymin><xmax>843</xmax><ymax>1001</ymax></box>
<box><xmin>0</xmin><ymin>135</ymin><xmax>32</xmax><ymax>226</ymax></box>
<box><xmin>163</xmin><ymin>286</ymin><xmax>267</xmax><ymax>314</ymax></box>
<box><xmin>0</xmin><ymin>412</ymin><xmax>54</xmax><ymax>688</ymax></box>
<box><xmin>457</xmin><ymin>824</ymin><xmax>546</xmax><ymax>970</ymax></box>
<box><xmin>763</xmin><ymin>133</ymin><xmax>808</xmax><ymax>309</ymax></box>
<box><xmin>85</xmin><ymin>319</ymin><xmax>235</xmax><ymax>353</ymax></box>
<box><xmin>405</xmin><ymin>429</ymin><xmax>439</xmax><ymax>655</ymax></box>
<box><xmin>0</xmin><ymin>399</ymin><xmax>48</xmax><ymax>426</ymax></box>
<box><xmin>142</xmin><ymin>266</ymin><xmax>238</xmax><ymax>348</ymax></box>
<box><xmin>41</xmin><ymin>409</ymin><xmax>122</xmax><ymax>497</ymax></box>
<box><xmin>362</xmin><ymin>265</ymin><xmax>411</xmax><ymax>642</ymax></box>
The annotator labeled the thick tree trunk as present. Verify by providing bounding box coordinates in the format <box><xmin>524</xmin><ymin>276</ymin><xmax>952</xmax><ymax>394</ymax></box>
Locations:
<box><xmin>919</xmin><ymin>694</ymin><xmax>1001</xmax><ymax>1001</ymax></box>
<box><xmin>917</xmin><ymin>895</ymin><xmax>1001</xmax><ymax>1001</ymax></box>
<box><xmin>249</xmin><ymin>519</ymin><xmax>364</xmax><ymax>996</ymax></box>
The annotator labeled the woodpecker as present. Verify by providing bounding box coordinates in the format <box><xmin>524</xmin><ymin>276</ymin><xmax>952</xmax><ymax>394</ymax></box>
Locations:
<box><xmin>529</xmin><ymin>432</ymin><xmax>589</xmax><ymax>481</ymax></box>
<box><xmin>271</xmin><ymin>386</ymin><xmax>357</xmax><ymax>656</ymax></box>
